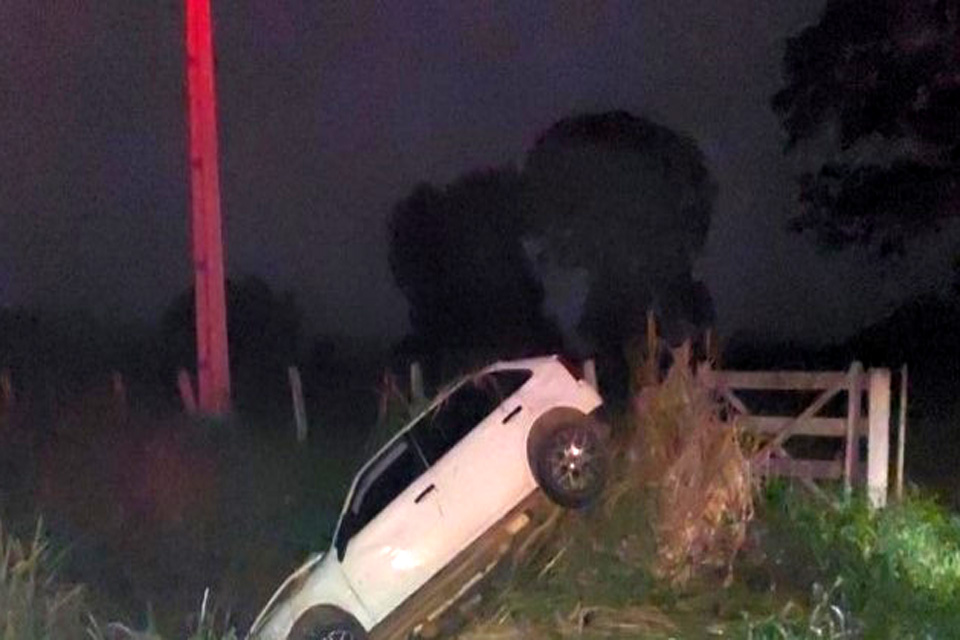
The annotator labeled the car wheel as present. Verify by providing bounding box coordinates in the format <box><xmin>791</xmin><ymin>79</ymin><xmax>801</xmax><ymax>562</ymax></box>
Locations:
<box><xmin>288</xmin><ymin>609</ymin><xmax>368</xmax><ymax>640</ymax></box>
<box><xmin>533</xmin><ymin>420</ymin><xmax>608</xmax><ymax>508</ymax></box>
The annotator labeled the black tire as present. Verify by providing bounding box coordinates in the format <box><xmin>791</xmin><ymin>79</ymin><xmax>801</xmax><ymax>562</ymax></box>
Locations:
<box><xmin>287</xmin><ymin>608</ymin><xmax>368</xmax><ymax>640</ymax></box>
<box><xmin>532</xmin><ymin>420</ymin><xmax>608</xmax><ymax>509</ymax></box>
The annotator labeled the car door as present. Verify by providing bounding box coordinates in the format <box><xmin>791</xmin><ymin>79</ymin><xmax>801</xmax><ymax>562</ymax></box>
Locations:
<box><xmin>335</xmin><ymin>434</ymin><xmax>449</xmax><ymax>624</ymax></box>
<box><xmin>410</xmin><ymin>370</ymin><xmax>534</xmax><ymax>557</ymax></box>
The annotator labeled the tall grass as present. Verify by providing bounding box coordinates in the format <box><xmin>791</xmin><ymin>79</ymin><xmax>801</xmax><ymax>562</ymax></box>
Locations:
<box><xmin>0</xmin><ymin>518</ymin><xmax>242</xmax><ymax>640</ymax></box>
<box><xmin>87</xmin><ymin>588</ymin><xmax>239</xmax><ymax>640</ymax></box>
<box><xmin>0</xmin><ymin>521</ymin><xmax>86</xmax><ymax>640</ymax></box>
<box><xmin>625</xmin><ymin>345</ymin><xmax>753</xmax><ymax>586</ymax></box>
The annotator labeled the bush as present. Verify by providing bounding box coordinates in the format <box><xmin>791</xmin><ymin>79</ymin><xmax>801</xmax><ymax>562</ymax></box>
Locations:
<box><xmin>763</xmin><ymin>484</ymin><xmax>960</xmax><ymax>638</ymax></box>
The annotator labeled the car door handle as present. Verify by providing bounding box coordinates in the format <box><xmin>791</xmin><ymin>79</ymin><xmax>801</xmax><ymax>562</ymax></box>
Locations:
<box><xmin>502</xmin><ymin>405</ymin><xmax>523</xmax><ymax>424</ymax></box>
<box><xmin>414</xmin><ymin>484</ymin><xmax>436</xmax><ymax>504</ymax></box>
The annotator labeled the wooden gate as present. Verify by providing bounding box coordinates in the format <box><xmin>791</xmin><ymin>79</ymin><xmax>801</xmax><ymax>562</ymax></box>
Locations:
<box><xmin>699</xmin><ymin>362</ymin><xmax>893</xmax><ymax>507</ymax></box>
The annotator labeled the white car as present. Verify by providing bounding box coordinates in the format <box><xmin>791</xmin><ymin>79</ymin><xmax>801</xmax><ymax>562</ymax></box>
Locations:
<box><xmin>247</xmin><ymin>355</ymin><xmax>608</xmax><ymax>640</ymax></box>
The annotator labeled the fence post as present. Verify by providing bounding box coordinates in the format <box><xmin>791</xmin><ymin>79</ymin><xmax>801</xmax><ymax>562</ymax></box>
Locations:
<box><xmin>288</xmin><ymin>366</ymin><xmax>308</xmax><ymax>443</ymax></box>
<box><xmin>410</xmin><ymin>362</ymin><xmax>425</xmax><ymax>403</ymax></box>
<box><xmin>111</xmin><ymin>371</ymin><xmax>127</xmax><ymax>418</ymax></box>
<box><xmin>704</xmin><ymin>327</ymin><xmax>722</xmax><ymax>366</ymax></box>
<box><xmin>644</xmin><ymin>310</ymin><xmax>659</xmax><ymax>385</ymax></box>
<box><xmin>867</xmin><ymin>368</ymin><xmax>891</xmax><ymax>509</ymax></box>
<box><xmin>844</xmin><ymin>361</ymin><xmax>863</xmax><ymax>496</ymax></box>
<box><xmin>582</xmin><ymin>359</ymin><xmax>599</xmax><ymax>392</ymax></box>
<box><xmin>896</xmin><ymin>364</ymin><xmax>908</xmax><ymax>502</ymax></box>
<box><xmin>177</xmin><ymin>368</ymin><xmax>198</xmax><ymax>415</ymax></box>
<box><xmin>0</xmin><ymin>368</ymin><xmax>13</xmax><ymax>411</ymax></box>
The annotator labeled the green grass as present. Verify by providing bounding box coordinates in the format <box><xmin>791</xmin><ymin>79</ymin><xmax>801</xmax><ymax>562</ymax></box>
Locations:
<box><xmin>6</xmin><ymin>364</ymin><xmax>960</xmax><ymax>639</ymax></box>
<box><xmin>760</xmin><ymin>483</ymin><xmax>960</xmax><ymax>639</ymax></box>
<box><xmin>468</xmin><ymin>480</ymin><xmax>960</xmax><ymax>639</ymax></box>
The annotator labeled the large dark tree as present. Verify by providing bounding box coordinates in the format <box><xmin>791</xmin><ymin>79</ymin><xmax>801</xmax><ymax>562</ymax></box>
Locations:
<box><xmin>523</xmin><ymin>111</ymin><xmax>716</xmax><ymax>354</ymax></box>
<box><xmin>773</xmin><ymin>0</ymin><xmax>960</xmax><ymax>255</ymax></box>
<box><xmin>388</xmin><ymin>167</ymin><xmax>560</xmax><ymax>374</ymax></box>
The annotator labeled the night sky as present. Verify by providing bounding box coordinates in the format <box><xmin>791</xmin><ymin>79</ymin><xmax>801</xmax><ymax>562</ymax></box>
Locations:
<box><xmin>2</xmin><ymin>1</ymin><xmax>956</xmax><ymax>343</ymax></box>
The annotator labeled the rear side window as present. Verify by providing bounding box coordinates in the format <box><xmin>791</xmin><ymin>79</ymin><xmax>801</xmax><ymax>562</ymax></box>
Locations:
<box><xmin>488</xmin><ymin>369</ymin><xmax>532</xmax><ymax>398</ymax></box>
<box><xmin>412</xmin><ymin>369</ymin><xmax>531</xmax><ymax>464</ymax></box>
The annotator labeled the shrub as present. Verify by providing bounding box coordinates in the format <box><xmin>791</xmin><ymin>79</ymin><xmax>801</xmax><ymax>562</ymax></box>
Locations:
<box><xmin>763</xmin><ymin>483</ymin><xmax>960</xmax><ymax>638</ymax></box>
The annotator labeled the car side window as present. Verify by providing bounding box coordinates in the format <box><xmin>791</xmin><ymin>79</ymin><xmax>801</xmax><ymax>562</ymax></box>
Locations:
<box><xmin>411</xmin><ymin>370</ymin><xmax>530</xmax><ymax>465</ymax></box>
<box><xmin>488</xmin><ymin>369</ymin><xmax>532</xmax><ymax>397</ymax></box>
<box><xmin>336</xmin><ymin>437</ymin><xmax>426</xmax><ymax>558</ymax></box>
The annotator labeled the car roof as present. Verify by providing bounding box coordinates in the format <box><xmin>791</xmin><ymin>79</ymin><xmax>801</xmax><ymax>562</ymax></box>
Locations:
<box><xmin>391</xmin><ymin>354</ymin><xmax>559</xmax><ymax>443</ymax></box>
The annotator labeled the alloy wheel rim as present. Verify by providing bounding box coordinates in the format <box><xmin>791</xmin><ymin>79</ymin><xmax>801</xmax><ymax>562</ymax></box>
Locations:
<box><xmin>312</xmin><ymin>630</ymin><xmax>354</xmax><ymax>640</ymax></box>
<box><xmin>548</xmin><ymin>428</ymin><xmax>598</xmax><ymax>492</ymax></box>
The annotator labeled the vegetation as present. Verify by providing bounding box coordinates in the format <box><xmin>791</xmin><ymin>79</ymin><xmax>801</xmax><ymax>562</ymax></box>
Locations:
<box><xmin>0</xmin><ymin>521</ymin><xmax>85</xmax><ymax>640</ymax></box>
<box><xmin>761</xmin><ymin>483</ymin><xmax>960</xmax><ymax>638</ymax></box>
<box><xmin>388</xmin><ymin>110</ymin><xmax>718</xmax><ymax>393</ymax></box>
<box><xmin>0</xmin><ymin>519</ymin><xmax>242</xmax><ymax>640</ymax></box>
<box><xmin>461</xmin><ymin>352</ymin><xmax>756</xmax><ymax>638</ymax></box>
<box><xmin>773</xmin><ymin>0</ymin><xmax>960</xmax><ymax>256</ymax></box>
<box><xmin>388</xmin><ymin>167</ymin><xmax>560</xmax><ymax>378</ymax></box>
<box><xmin>523</xmin><ymin>111</ymin><xmax>716</xmax><ymax>355</ymax></box>
<box><xmin>3</xmin><ymin>336</ymin><xmax>959</xmax><ymax>639</ymax></box>
<box><xmin>459</xmin><ymin>353</ymin><xmax>960</xmax><ymax>639</ymax></box>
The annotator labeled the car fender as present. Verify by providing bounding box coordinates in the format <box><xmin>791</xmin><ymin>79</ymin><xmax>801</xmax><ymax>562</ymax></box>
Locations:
<box><xmin>247</xmin><ymin>552</ymin><xmax>372</xmax><ymax>640</ymax></box>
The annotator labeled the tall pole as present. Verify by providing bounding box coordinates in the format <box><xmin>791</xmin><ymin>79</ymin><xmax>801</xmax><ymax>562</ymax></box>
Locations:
<box><xmin>186</xmin><ymin>0</ymin><xmax>231</xmax><ymax>415</ymax></box>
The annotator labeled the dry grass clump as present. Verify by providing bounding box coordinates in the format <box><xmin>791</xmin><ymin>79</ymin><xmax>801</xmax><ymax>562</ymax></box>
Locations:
<box><xmin>0</xmin><ymin>520</ymin><xmax>86</xmax><ymax>640</ymax></box>
<box><xmin>622</xmin><ymin>343</ymin><xmax>753</xmax><ymax>587</ymax></box>
<box><xmin>460</xmin><ymin>601</ymin><xmax>677</xmax><ymax>639</ymax></box>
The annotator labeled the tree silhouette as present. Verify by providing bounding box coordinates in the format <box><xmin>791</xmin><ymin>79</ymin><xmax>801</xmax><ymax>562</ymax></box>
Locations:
<box><xmin>773</xmin><ymin>0</ymin><xmax>960</xmax><ymax>255</ymax></box>
<box><xmin>523</xmin><ymin>111</ymin><xmax>716</xmax><ymax>355</ymax></box>
<box><xmin>388</xmin><ymin>167</ymin><xmax>560</xmax><ymax>376</ymax></box>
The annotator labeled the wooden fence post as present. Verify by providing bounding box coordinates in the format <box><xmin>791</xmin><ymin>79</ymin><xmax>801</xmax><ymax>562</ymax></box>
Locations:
<box><xmin>583</xmin><ymin>359</ymin><xmax>599</xmax><ymax>392</ymax></box>
<box><xmin>867</xmin><ymin>368</ymin><xmax>891</xmax><ymax>509</ymax></box>
<box><xmin>410</xmin><ymin>362</ymin><xmax>425</xmax><ymax>404</ymax></box>
<box><xmin>177</xmin><ymin>368</ymin><xmax>198</xmax><ymax>415</ymax></box>
<box><xmin>288</xmin><ymin>366</ymin><xmax>308</xmax><ymax>443</ymax></box>
<box><xmin>896</xmin><ymin>364</ymin><xmax>908</xmax><ymax>502</ymax></box>
<box><xmin>844</xmin><ymin>361</ymin><xmax>863</xmax><ymax>496</ymax></box>
<box><xmin>704</xmin><ymin>328</ymin><xmax>719</xmax><ymax>365</ymax></box>
<box><xmin>111</xmin><ymin>371</ymin><xmax>127</xmax><ymax>417</ymax></box>
<box><xmin>644</xmin><ymin>310</ymin><xmax>659</xmax><ymax>386</ymax></box>
<box><xmin>0</xmin><ymin>368</ymin><xmax>13</xmax><ymax>410</ymax></box>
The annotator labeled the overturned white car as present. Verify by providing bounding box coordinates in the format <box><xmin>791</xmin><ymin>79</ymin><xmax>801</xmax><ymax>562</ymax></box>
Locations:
<box><xmin>247</xmin><ymin>356</ymin><xmax>608</xmax><ymax>640</ymax></box>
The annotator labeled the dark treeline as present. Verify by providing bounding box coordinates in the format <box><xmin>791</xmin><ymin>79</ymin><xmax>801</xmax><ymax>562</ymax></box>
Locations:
<box><xmin>389</xmin><ymin>110</ymin><xmax>717</xmax><ymax>398</ymax></box>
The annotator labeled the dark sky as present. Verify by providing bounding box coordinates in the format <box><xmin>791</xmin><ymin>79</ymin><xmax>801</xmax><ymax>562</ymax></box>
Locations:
<box><xmin>2</xmin><ymin>1</ymin><xmax>955</xmax><ymax>343</ymax></box>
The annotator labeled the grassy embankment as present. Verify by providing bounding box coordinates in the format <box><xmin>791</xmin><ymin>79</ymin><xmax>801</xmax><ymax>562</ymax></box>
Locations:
<box><xmin>2</xmin><ymin>353</ymin><xmax>960</xmax><ymax>639</ymax></box>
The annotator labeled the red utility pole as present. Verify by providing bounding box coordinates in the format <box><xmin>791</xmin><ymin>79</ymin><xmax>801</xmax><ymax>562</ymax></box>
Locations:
<box><xmin>185</xmin><ymin>0</ymin><xmax>231</xmax><ymax>415</ymax></box>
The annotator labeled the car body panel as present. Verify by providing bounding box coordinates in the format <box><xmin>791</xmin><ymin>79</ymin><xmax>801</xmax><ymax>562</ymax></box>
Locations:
<box><xmin>247</xmin><ymin>355</ymin><xmax>603</xmax><ymax>640</ymax></box>
<box><xmin>252</xmin><ymin>552</ymin><xmax>373</xmax><ymax>638</ymax></box>
<box><xmin>339</xmin><ymin>462</ymin><xmax>447</xmax><ymax>623</ymax></box>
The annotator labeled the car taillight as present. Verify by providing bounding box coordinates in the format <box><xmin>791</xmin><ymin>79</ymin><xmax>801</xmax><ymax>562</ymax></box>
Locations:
<box><xmin>557</xmin><ymin>356</ymin><xmax>583</xmax><ymax>380</ymax></box>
